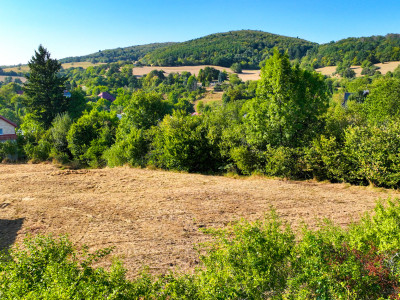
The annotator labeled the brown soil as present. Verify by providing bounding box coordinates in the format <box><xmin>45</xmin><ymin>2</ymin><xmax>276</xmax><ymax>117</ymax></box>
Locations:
<box><xmin>0</xmin><ymin>164</ymin><xmax>397</xmax><ymax>278</ymax></box>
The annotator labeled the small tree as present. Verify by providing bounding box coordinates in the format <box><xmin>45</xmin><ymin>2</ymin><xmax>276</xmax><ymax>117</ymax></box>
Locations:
<box><xmin>23</xmin><ymin>45</ymin><xmax>68</xmax><ymax>128</ymax></box>
<box><xmin>230</xmin><ymin>62</ymin><xmax>242</xmax><ymax>74</ymax></box>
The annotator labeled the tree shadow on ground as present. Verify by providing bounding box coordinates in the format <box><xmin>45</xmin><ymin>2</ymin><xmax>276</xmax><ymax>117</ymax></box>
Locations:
<box><xmin>0</xmin><ymin>218</ymin><xmax>24</xmax><ymax>251</ymax></box>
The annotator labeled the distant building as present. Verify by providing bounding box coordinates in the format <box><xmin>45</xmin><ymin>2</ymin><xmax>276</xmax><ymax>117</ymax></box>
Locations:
<box><xmin>16</xmin><ymin>90</ymin><xmax>24</xmax><ymax>95</ymax></box>
<box><xmin>98</xmin><ymin>92</ymin><xmax>116</xmax><ymax>102</ymax></box>
<box><xmin>0</xmin><ymin>115</ymin><xmax>17</xmax><ymax>142</ymax></box>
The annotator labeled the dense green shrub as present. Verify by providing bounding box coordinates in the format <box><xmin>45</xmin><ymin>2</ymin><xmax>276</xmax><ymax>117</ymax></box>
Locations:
<box><xmin>0</xmin><ymin>235</ymin><xmax>132</xmax><ymax>299</ymax></box>
<box><xmin>150</xmin><ymin>110</ymin><xmax>222</xmax><ymax>173</ymax></box>
<box><xmin>67</xmin><ymin>110</ymin><xmax>119</xmax><ymax>167</ymax></box>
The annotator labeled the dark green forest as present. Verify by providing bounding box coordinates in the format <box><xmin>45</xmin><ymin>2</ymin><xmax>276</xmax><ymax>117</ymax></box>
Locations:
<box><xmin>46</xmin><ymin>30</ymin><xmax>400</xmax><ymax>71</ymax></box>
<box><xmin>59</xmin><ymin>42</ymin><xmax>176</xmax><ymax>64</ymax></box>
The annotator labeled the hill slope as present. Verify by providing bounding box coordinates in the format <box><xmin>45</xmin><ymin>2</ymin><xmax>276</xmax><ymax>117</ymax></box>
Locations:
<box><xmin>50</xmin><ymin>31</ymin><xmax>400</xmax><ymax>70</ymax></box>
<box><xmin>140</xmin><ymin>30</ymin><xmax>316</xmax><ymax>68</ymax></box>
<box><xmin>303</xmin><ymin>34</ymin><xmax>400</xmax><ymax>68</ymax></box>
<box><xmin>59</xmin><ymin>42</ymin><xmax>176</xmax><ymax>64</ymax></box>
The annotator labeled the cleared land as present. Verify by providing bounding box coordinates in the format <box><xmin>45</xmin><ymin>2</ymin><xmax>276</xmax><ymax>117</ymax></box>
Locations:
<box><xmin>0</xmin><ymin>164</ymin><xmax>398</xmax><ymax>278</ymax></box>
<box><xmin>316</xmin><ymin>61</ymin><xmax>400</xmax><ymax>77</ymax></box>
<box><xmin>133</xmin><ymin>65</ymin><xmax>261</xmax><ymax>81</ymax></box>
<box><xmin>0</xmin><ymin>76</ymin><xmax>26</xmax><ymax>83</ymax></box>
<box><xmin>3</xmin><ymin>62</ymin><xmax>105</xmax><ymax>73</ymax></box>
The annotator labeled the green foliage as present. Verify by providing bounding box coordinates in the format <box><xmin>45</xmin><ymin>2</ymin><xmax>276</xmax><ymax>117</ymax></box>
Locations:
<box><xmin>343</xmin><ymin>123</ymin><xmax>400</xmax><ymax>188</ymax></box>
<box><xmin>0</xmin><ymin>140</ymin><xmax>18</xmax><ymax>161</ymax></box>
<box><xmin>23</xmin><ymin>45</ymin><xmax>68</xmax><ymax>128</ymax></box>
<box><xmin>60</xmin><ymin>42</ymin><xmax>176</xmax><ymax>64</ymax></box>
<box><xmin>66</xmin><ymin>88</ymin><xmax>88</xmax><ymax>121</ymax></box>
<box><xmin>150</xmin><ymin>110</ymin><xmax>222</xmax><ymax>173</ymax></box>
<box><xmin>248</xmin><ymin>49</ymin><xmax>329</xmax><ymax>148</ymax></box>
<box><xmin>364</xmin><ymin>78</ymin><xmax>400</xmax><ymax>124</ymax></box>
<box><xmin>230</xmin><ymin>62</ymin><xmax>242</xmax><ymax>73</ymax></box>
<box><xmin>302</xmin><ymin>34</ymin><xmax>400</xmax><ymax>68</ymax></box>
<box><xmin>142</xmin><ymin>30</ymin><xmax>315</xmax><ymax>68</ymax></box>
<box><xmin>124</xmin><ymin>91</ymin><xmax>172</xmax><ymax>130</ymax></box>
<box><xmin>196</xmin><ymin>212</ymin><xmax>295</xmax><ymax>299</ymax></box>
<box><xmin>0</xmin><ymin>235</ymin><xmax>132</xmax><ymax>299</ymax></box>
<box><xmin>49</xmin><ymin>113</ymin><xmax>73</xmax><ymax>163</ymax></box>
<box><xmin>103</xmin><ymin>121</ymin><xmax>150</xmax><ymax>167</ymax></box>
<box><xmin>20</xmin><ymin>114</ymin><xmax>52</xmax><ymax>162</ymax></box>
<box><xmin>67</xmin><ymin>110</ymin><xmax>119</xmax><ymax>167</ymax></box>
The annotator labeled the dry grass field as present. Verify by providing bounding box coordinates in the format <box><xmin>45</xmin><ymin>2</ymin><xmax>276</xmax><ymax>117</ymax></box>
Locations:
<box><xmin>0</xmin><ymin>163</ymin><xmax>397</xmax><ymax>279</ymax></box>
<box><xmin>316</xmin><ymin>61</ymin><xmax>400</xmax><ymax>77</ymax></box>
<box><xmin>3</xmin><ymin>62</ymin><xmax>104</xmax><ymax>73</ymax></box>
<box><xmin>133</xmin><ymin>65</ymin><xmax>261</xmax><ymax>81</ymax></box>
<box><xmin>0</xmin><ymin>76</ymin><xmax>26</xmax><ymax>83</ymax></box>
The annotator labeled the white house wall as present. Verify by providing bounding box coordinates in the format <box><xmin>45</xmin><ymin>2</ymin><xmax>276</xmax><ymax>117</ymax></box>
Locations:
<box><xmin>0</xmin><ymin>119</ymin><xmax>16</xmax><ymax>135</ymax></box>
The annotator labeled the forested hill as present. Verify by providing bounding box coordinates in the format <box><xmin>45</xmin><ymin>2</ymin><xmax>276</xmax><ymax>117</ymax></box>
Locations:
<box><xmin>301</xmin><ymin>34</ymin><xmax>400</xmax><ymax>68</ymax></box>
<box><xmin>58</xmin><ymin>30</ymin><xmax>400</xmax><ymax>70</ymax></box>
<box><xmin>139</xmin><ymin>30</ymin><xmax>316</xmax><ymax>69</ymax></box>
<box><xmin>59</xmin><ymin>42</ymin><xmax>176</xmax><ymax>64</ymax></box>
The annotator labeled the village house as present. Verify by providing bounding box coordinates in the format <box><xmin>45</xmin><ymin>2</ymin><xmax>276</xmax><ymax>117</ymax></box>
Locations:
<box><xmin>0</xmin><ymin>115</ymin><xmax>17</xmax><ymax>142</ymax></box>
<box><xmin>98</xmin><ymin>92</ymin><xmax>116</xmax><ymax>102</ymax></box>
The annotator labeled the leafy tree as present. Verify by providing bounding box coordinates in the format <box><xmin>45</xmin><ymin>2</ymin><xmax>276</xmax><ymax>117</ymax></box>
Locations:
<box><xmin>230</xmin><ymin>62</ymin><xmax>242</xmax><ymax>73</ymax></box>
<box><xmin>23</xmin><ymin>45</ymin><xmax>68</xmax><ymax>128</ymax></box>
<box><xmin>246</xmin><ymin>49</ymin><xmax>329</xmax><ymax>148</ymax></box>
<box><xmin>364</xmin><ymin>78</ymin><xmax>400</xmax><ymax>124</ymax></box>
<box><xmin>124</xmin><ymin>91</ymin><xmax>171</xmax><ymax>130</ymax></box>
<box><xmin>67</xmin><ymin>110</ymin><xmax>119</xmax><ymax>167</ymax></box>
<box><xmin>150</xmin><ymin>110</ymin><xmax>221</xmax><ymax>172</ymax></box>
<box><xmin>49</xmin><ymin>113</ymin><xmax>73</xmax><ymax>163</ymax></box>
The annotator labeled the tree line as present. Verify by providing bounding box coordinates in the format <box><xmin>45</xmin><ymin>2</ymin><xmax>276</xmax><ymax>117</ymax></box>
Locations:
<box><xmin>2</xmin><ymin>46</ymin><xmax>400</xmax><ymax>189</ymax></box>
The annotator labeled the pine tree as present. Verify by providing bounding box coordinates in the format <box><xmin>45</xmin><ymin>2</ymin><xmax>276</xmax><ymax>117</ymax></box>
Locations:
<box><xmin>23</xmin><ymin>45</ymin><xmax>68</xmax><ymax>128</ymax></box>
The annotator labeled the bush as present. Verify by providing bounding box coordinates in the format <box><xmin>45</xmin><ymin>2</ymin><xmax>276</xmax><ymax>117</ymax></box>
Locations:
<box><xmin>150</xmin><ymin>110</ymin><xmax>221</xmax><ymax>173</ymax></box>
<box><xmin>0</xmin><ymin>235</ymin><xmax>132</xmax><ymax>299</ymax></box>
<box><xmin>67</xmin><ymin>110</ymin><xmax>119</xmax><ymax>167</ymax></box>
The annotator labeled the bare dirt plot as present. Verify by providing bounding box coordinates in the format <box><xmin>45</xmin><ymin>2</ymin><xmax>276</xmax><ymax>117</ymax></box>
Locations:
<box><xmin>0</xmin><ymin>164</ymin><xmax>398</xmax><ymax>278</ymax></box>
<box><xmin>132</xmin><ymin>65</ymin><xmax>261</xmax><ymax>82</ymax></box>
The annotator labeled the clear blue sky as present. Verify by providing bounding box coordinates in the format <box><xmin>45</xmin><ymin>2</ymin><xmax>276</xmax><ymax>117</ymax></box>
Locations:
<box><xmin>1</xmin><ymin>0</ymin><xmax>399</xmax><ymax>66</ymax></box>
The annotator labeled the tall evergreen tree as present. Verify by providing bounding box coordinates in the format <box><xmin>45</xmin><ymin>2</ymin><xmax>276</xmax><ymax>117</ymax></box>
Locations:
<box><xmin>23</xmin><ymin>45</ymin><xmax>68</xmax><ymax>128</ymax></box>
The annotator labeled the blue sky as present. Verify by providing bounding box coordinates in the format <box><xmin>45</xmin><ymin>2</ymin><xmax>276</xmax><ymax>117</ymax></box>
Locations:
<box><xmin>1</xmin><ymin>0</ymin><xmax>399</xmax><ymax>66</ymax></box>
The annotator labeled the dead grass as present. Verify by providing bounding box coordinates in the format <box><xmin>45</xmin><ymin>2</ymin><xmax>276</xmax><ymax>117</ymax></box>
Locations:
<box><xmin>316</xmin><ymin>61</ymin><xmax>400</xmax><ymax>77</ymax></box>
<box><xmin>133</xmin><ymin>65</ymin><xmax>260</xmax><ymax>81</ymax></box>
<box><xmin>61</xmin><ymin>62</ymin><xmax>106</xmax><ymax>69</ymax></box>
<box><xmin>0</xmin><ymin>76</ymin><xmax>26</xmax><ymax>83</ymax></box>
<box><xmin>3</xmin><ymin>62</ymin><xmax>104</xmax><ymax>73</ymax></box>
<box><xmin>0</xmin><ymin>164</ymin><xmax>398</xmax><ymax>278</ymax></box>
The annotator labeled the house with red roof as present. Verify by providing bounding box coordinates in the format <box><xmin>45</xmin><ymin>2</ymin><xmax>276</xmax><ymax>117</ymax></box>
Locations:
<box><xmin>0</xmin><ymin>115</ymin><xmax>17</xmax><ymax>141</ymax></box>
<box><xmin>98</xmin><ymin>92</ymin><xmax>116</xmax><ymax>102</ymax></box>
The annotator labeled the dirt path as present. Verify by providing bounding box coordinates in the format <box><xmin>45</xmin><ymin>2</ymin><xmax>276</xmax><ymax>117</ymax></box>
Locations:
<box><xmin>0</xmin><ymin>164</ymin><xmax>397</xmax><ymax>278</ymax></box>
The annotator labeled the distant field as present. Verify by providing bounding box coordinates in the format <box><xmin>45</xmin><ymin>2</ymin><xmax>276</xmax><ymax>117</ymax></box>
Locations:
<box><xmin>3</xmin><ymin>65</ymin><xmax>30</xmax><ymax>73</ymax></box>
<box><xmin>61</xmin><ymin>62</ymin><xmax>106</xmax><ymax>69</ymax></box>
<box><xmin>316</xmin><ymin>61</ymin><xmax>400</xmax><ymax>77</ymax></box>
<box><xmin>133</xmin><ymin>65</ymin><xmax>261</xmax><ymax>81</ymax></box>
<box><xmin>3</xmin><ymin>62</ymin><xmax>105</xmax><ymax>73</ymax></box>
<box><xmin>0</xmin><ymin>75</ymin><xmax>26</xmax><ymax>83</ymax></box>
